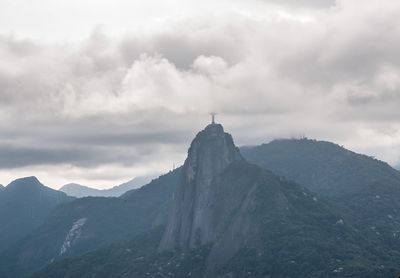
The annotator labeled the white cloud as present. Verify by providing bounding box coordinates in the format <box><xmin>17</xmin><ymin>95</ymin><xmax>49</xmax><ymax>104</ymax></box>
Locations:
<box><xmin>1</xmin><ymin>0</ymin><xmax>400</xmax><ymax>187</ymax></box>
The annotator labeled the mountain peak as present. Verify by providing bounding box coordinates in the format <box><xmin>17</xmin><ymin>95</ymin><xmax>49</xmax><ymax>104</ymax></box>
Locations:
<box><xmin>203</xmin><ymin>122</ymin><xmax>224</xmax><ymax>131</ymax></box>
<box><xmin>184</xmin><ymin>123</ymin><xmax>242</xmax><ymax>183</ymax></box>
<box><xmin>8</xmin><ymin>176</ymin><xmax>42</xmax><ymax>189</ymax></box>
<box><xmin>160</xmin><ymin>124</ymin><xmax>243</xmax><ymax>250</ymax></box>
<box><xmin>194</xmin><ymin>123</ymin><xmax>225</xmax><ymax>138</ymax></box>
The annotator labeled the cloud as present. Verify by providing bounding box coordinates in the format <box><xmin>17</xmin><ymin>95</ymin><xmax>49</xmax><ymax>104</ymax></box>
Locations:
<box><xmin>259</xmin><ymin>0</ymin><xmax>336</xmax><ymax>9</ymax></box>
<box><xmin>1</xmin><ymin>0</ymin><xmax>400</xmax><ymax>187</ymax></box>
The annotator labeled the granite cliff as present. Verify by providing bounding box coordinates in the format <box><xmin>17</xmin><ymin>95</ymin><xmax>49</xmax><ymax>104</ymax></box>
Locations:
<box><xmin>160</xmin><ymin>123</ymin><xmax>243</xmax><ymax>250</ymax></box>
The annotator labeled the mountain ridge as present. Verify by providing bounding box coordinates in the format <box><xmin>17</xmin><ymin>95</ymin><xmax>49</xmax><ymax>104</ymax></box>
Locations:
<box><xmin>241</xmin><ymin>138</ymin><xmax>400</xmax><ymax>197</ymax></box>
<box><xmin>241</xmin><ymin>138</ymin><xmax>400</xmax><ymax>252</ymax></box>
<box><xmin>59</xmin><ymin>176</ymin><xmax>154</xmax><ymax>198</ymax></box>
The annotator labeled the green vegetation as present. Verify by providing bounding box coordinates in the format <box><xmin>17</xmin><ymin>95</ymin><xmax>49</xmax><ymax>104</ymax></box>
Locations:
<box><xmin>33</xmin><ymin>227</ymin><xmax>211</xmax><ymax>278</ymax></box>
<box><xmin>241</xmin><ymin>138</ymin><xmax>400</xmax><ymax>197</ymax></box>
<box><xmin>30</xmin><ymin>158</ymin><xmax>400</xmax><ymax>277</ymax></box>
<box><xmin>242</xmin><ymin>139</ymin><xmax>400</xmax><ymax>248</ymax></box>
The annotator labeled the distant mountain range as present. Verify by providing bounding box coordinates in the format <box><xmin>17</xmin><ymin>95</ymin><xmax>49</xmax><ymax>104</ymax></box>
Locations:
<box><xmin>59</xmin><ymin>176</ymin><xmax>155</xmax><ymax>198</ymax></box>
<box><xmin>2</xmin><ymin>125</ymin><xmax>400</xmax><ymax>277</ymax></box>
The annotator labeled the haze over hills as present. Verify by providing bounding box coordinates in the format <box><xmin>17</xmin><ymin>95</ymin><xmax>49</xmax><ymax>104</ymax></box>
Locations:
<box><xmin>32</xmin><ymin>124</ymin><xmax>400</xmax><ymax>277</ymax></box>
<box><xmin>241</xmin><ymin>139</ymin><xmax>400</xmax><ymax>197</ymax></box>
<box><xmin>59</xmin><ymin>176</ymin><xmax>154</xmax><ymax>198</ymax></box>
<box><xmin>241</xmin><ymin>139</ymin><xmax>400</xmax><ymax>252</ymax></box>
<box><xmin>0</xmin><ymin>170</ymin><xmax>180</xmax><ymax>278</ymax></box>
<box><xmin>0</xmin><ymin>177</ymin><xmax>73</xmax><ymax>252</ymax></box>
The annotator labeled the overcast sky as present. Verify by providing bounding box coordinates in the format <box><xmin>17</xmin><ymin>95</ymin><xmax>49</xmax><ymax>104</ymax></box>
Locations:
<box><xmin>1</xmin><ymin>0</ymin><xmax>400</xmax><ymax>189</ymax></box>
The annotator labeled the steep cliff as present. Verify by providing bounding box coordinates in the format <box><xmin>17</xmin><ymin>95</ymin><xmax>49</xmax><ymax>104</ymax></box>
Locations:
<box><xmin>160</xmin><ymin>123</ymin><xmax>243</xmax><ymax>250</ymax></box>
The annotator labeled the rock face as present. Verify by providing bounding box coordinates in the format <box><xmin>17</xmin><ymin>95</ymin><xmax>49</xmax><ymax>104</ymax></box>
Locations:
<box><xmin>160</xmin><ymin>123</ymin><xmax>243</xmax><ymax>250</ymax></box>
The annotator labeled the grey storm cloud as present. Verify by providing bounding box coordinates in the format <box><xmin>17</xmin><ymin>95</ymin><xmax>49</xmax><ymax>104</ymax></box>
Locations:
<box><xmin>1</xmin><ymin>0</ymin><xmax>400</xmax><ymax>186</ymax></box>
<box><xmin>0</xmin><ymin>109</ymin><xmax>195</xmax><ymax>169</ymax></box>
<box><xmin>0</xmin><ymin>143</ymin><xmax>171</xmax><ymax>169</ymax></box>
<box><xmin>0</xmin><ymin>145</ymin><xmax>99</xmax><ymax>168</ymax></box>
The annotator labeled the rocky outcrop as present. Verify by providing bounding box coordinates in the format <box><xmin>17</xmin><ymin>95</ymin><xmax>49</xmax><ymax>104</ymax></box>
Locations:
<box><xmin>159</xmin><ymin>123</ymin><xmax>243</xmax><ymax>250</ymax></box>
<box><xmin>158</xmin><ymin>123</ymin><xmax>299</xmax><ymax>272</ymax></box>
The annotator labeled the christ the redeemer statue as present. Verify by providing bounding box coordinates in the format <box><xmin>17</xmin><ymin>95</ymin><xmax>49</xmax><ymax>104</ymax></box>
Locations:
<box><xmin>210</xmin><ymin>112</ymin><xmax>217</xmax><ymax>124</ymax></box>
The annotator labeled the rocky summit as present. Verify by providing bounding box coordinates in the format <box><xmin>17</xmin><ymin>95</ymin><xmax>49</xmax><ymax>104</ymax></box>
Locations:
<box><xmin>160</xmin><ymin>123</ymin><xmax>243</xmax><ymax>250</ymax></box>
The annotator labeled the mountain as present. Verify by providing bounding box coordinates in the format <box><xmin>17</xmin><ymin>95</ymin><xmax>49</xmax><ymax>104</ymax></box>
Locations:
<box><xmin>59</xmin><ymin>183</ymin><xmax>103</xmax><ymax>197</ymax></box>
<box><xmin>240</xmin><ymin>139</ymin><xmax>400</xmax><ymax>197</ymax></box>
<box><xmin>0</xmin><ymin>177</ymin><xmax>73</xmax><ymax>252</ymax></box>
<box><xmin>33</xmin><ymin>124</ymin><xmax>400</xmax><ymax>277</ymax></box>
<box><xmin>0</xmin><ymin>170</ymin><xmax>180</xmax><ymax>278</ymax></box>
<box><xmin>59</xmin><ymin>176</ymin><xmax>154</xmax><ymax>198</ymax></box>
<box><xmin>110</xmin><ymin>176</ymin><xmax>155</xmax><ymax>196</ymax></box>
<box><xmin>160</xmin><ymin>123</ymin><xmax>243</xmax><ymax>250</ymax></box>
<box><xmin>241</xmin><ymin>138</ymin><xmax>400</xmax><ymax>252</ymax></box>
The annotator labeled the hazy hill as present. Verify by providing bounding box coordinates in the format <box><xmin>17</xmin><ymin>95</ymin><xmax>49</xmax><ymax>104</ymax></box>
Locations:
<box><xmin>59</xmin><ymin>176</ymin><xmax>154</xmax><ymax>198</ymax></box>
<box><xmin>241</xmin><ymin>138</ymin><xmax>400</xmax><ymax>197</ymax></box>
<box><xmin>0</xmin><ymin>170</ymin><xmax>180</xmax><ymax>278</ymax></box>
<box><xmin>33</xmin><ymin>125</ymin><xmax>400</xmax><ymax>278</ymax></box>
<box><xmin>0</xmin><ymin>177</ymin><xmax>73</xmax><ymax>252</ymax></box>
<box><xmin>241</xmin><ymin>138</ymin><xmax>400</xmax><ymax>252</ymax></box>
